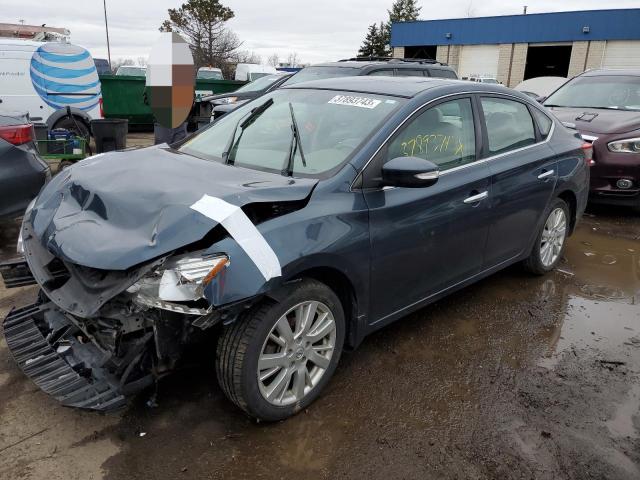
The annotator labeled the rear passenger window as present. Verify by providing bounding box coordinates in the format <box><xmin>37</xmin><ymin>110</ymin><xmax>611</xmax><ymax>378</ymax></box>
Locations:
<box><xmin>386</xmin><ymin>98</ymin><xmax>476</xmax><ymax>171</ymax></box>
<box><xmin>395</xmin><ymin>69</ymin><xmax>424</xmax><ymax>77</ymax></box>
<box><xmin>481</xmin><ymin>98</ymin><xmax>536</xmax><ymax>155</ymax></box>
<box><xmin>531</xmin><ymin>108</ymin><xmax>553</xmax><ymax>139</ymax></box>
<box><xmin>430</xmin><ymin>69</ymin><xmax>457</xmax><ymax>79</ymax></box>
<box><xmin>368</xmin><ymin>70</ymin><xmax>394</xmax><ymax>76</ymax></box>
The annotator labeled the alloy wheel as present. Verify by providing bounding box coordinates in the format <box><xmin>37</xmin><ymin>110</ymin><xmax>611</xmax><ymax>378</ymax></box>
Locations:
<box><xmin>257</xmin><ymin>301</ymin><xmax>336</xmax><ymax>406</ymax></box>
<box><xmin>540</xmin><ymin>207</ymin><xmax>567</xmax><ymax>267</ymax></box>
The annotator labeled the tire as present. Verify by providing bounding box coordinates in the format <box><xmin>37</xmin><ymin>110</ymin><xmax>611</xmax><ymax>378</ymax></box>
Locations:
<box><xmin>523</xmin><ymin>198</ymin><xmax>570</xmax><ymax>275</ymax></box>
<box><xmin>53</xmin><ymin>116</ymin><xmax>90</xmax><ymax>139</ymax></box>
<box><xmin>216</xmin><ymin>279</ymin><xmax>345</xmax><ymax>421</ymax></box>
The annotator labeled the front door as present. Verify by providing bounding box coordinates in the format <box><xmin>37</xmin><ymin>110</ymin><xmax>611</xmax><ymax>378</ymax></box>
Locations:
<box><xmin>363</xmin><ymin>97</ymin><xmax>492</xmax><ymax>324</ymax></box>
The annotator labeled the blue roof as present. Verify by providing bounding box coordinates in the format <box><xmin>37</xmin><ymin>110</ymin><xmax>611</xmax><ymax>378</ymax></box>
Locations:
<box><xmin>391</xmin><ymin>9</ymin><xmax>640</xmax><ymax>47</ymax></box>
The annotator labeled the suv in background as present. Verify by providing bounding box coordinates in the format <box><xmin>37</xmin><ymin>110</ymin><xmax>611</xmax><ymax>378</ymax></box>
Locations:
<box><xmin>282</xmin><ymin>57</ymin><xmax>458</xmax><ymax>86</ymax></box>
<box><xmin>543</xmin><ymin>69</ymin><xmax>640</xmax><ymax>210</ymax></box>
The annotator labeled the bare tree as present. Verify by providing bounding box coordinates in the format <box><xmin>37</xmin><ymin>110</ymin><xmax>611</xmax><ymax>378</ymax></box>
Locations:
<box><xmin>234</xmin><ymin>50</ymin><xmax>262</xmax><ymax>64</ymax></box>
<box><xmin>267</xmin><ymin>53</ymin><xmax>280</xmax><ymax>67</ymax></box>
<box><xmin>160</xmin><ymin>0</ymin><xmax>241</xmax><ymax>69</ymax></box>
<box><xmin>465</xmin><ymin>1</ymin><xmax>475</xmax><ymax>18</ymax></box>
<box><xmin>286</xmin><ymin>52</ymin><xmax>300</xmax><ymax>67</ymax></box>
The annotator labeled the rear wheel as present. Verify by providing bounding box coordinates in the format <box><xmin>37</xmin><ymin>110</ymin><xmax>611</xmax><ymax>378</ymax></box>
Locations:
<box><xmin>216</xmin><ymin>279</ymin><xmax>345</xmax><ymax>421</ymax></box>
<box><xmin>524</xmin><ymin>198</ymin><xmax>570</xmax><ymax>275</ymax></box>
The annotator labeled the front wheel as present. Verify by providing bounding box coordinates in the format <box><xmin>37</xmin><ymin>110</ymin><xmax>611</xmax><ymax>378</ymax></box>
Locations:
<box><xmin>216</xmin><ymin>279</ymin><xmax>345</xmax><ymax>421</ymax></box>
<box><xmin>523</xmin><ymin>198</ymin><xmax>570</xmax><ymax>275</ymax></box>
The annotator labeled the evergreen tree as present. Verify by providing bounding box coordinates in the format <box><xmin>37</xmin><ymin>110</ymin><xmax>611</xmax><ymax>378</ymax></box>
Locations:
<box><xmin>386</xmin><ymin>0</ymin><xmax>421</xmax><ymax>55</ymax></box>
<box><xmin>374</xmin><ymin>21</ymin><xmax>391</xmax><ymax>57</ymax></box>
<box><xmin>358</xmin><ymin>23</ymin><xmax>379</xmax><ymax>57</ymax></box>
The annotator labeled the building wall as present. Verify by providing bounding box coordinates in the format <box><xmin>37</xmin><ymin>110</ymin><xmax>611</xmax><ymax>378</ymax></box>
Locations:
<box><xmin>585</xmin><ymin>40</ymin><xmax>606</xmax><ymax>69</ymax></box>
<box><xmin>392</xmin><ymin>47</ymin><xmax>405</xmax><ymax>59</ymax></box>
<box><xmin>435</xmin><ymin>44</ymin><xmax>461</xmax><ymax>72</ymax></box>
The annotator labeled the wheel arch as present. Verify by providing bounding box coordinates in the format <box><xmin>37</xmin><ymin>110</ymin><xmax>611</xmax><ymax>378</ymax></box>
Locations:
<box><xmin>46</xmin><ymin>108</ymin><xmax>92</xmax><ymax>134</ymax></box>
<box><xmin>557</xmin><ymin>189</ymin><xmax>577</xmax><ymax>235</ymax></box>
<box><xmin>281</xmin><ymin>266</ymin><xmax>360</xmax><ymax>349</ymax></box>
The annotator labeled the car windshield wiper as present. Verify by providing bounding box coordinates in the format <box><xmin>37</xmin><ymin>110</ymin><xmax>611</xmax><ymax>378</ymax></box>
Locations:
<box><xmin>282</xmin><ymin>102</ymin><xmax>307</xmax><ymax>177</ymax></box>
<box><xmin>223</xmin><ymin>97</ymin><xmax>274</xmax><ymax>165</ymax></box>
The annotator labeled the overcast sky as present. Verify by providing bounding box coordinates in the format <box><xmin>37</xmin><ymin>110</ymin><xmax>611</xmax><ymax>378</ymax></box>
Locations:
<box><xmin>2</xmin><ymin>0</ymin><xmax>639</xmax><ymax>64</ymax></box>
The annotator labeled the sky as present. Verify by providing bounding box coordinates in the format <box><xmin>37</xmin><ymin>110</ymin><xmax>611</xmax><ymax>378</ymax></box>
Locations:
<box><xmin>2</xmin><ymin>0</ymin><xmax>639</xmax><ymax>65</ymax></box>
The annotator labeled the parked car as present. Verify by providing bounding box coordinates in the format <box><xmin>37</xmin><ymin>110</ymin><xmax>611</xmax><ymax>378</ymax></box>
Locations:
<box><xmin>462</xmin><ymin>75</ymin><xmax>500</xmax><ymax>84</ymax></box>
<box><xmin>115</xmin><ymin>65</ymin><xmax>147</xmax><ymax>77</ymax></box>
<box><xmin>0</xmin><ymin>39</ymin><xmax>103</xmax><ymax>138</ymax></box>
<box><xmin>543</xmin><ymin>69</ymin><xmax>640</xmax><ymax>209</ymax></box>
<box><xmin>205</xmin><ymin>73</ymin><xmax>294</xmax><ymax>120</ymax></box>
<box><xmin>282</xmin><ymin>57</ymin><xmax>458</xmax><ymax>86</ymax></box>
<box><xmin>235</xmin><ymin>63</ymin><xmax>277</xmax><ymax>81</ymax></box>
<box><xmin>197</xmin><ymin>66</ymin><xmax>223</xmax><ymax>80</ymax></box>
<box><xmin>94</xmin><ymin>58</ymin><xmax>112</xmax><ymax>75</ymax></box>
<box><xmin>1</xmin><ymin>77</ymin><xmax>589</xmax><ymax>421</ymax></box>
<box><xmin>0</xmin><ymin>111</ymin><xmax>50</xmax><ymax>219</ymax></box>
<box><xmin>515</xmin><ymin>76</ymin><xmax>568</xmax><ymax>101</ymax></box>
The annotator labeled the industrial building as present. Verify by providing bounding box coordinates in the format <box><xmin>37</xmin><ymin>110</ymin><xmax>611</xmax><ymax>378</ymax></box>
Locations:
<box><xmin>390</xmin><ymin>8</ymin><xmax>640</xmax><ymax>86</ymax></box>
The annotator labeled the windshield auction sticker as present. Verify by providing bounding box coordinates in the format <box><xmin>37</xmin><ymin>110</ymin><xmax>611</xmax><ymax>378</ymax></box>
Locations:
<box><xmin>328</xmin><ymin>95</ymin><xmax>381</xmax><ymax>109</ymax></box>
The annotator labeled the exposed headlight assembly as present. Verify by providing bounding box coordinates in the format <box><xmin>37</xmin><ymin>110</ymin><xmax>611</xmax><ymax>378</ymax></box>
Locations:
<box><xmin>608</xmin><ymin>138</ymin><xmax>640</xmax><ymax>154</ymax></box>
<box><xmin>128</xmin><ymin>253</ymin><xmax>229</xmax><ymax>315</ymax></box>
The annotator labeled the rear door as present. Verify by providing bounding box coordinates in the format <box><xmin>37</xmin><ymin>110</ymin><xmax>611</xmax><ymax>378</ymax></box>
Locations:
<box><xmin>363</xmin><ymin>96</ymin><xmax>492</xmax><ymax>323</ymax></box>
<box><xmin>479</xmin><ymin>95</ymin><xmax>558</xmax><ymax>267</ymax></box>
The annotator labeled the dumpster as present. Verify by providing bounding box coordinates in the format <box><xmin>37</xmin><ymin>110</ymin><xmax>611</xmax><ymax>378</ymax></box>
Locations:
<box><xmin>91</xmin><ymin>118</ymin><xmax>128</xmax><ymax>153</ymax></box>
<box><xmin>99</xmin><ymin>74</ymin><xmax>245</xmax><ymax>128</ymax></box>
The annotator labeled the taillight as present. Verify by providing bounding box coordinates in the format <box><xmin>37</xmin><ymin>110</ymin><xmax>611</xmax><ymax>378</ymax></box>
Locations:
<box><xmin>581</xmin><ymin>142</ymin><xmax>594</xmax><ymax>166</ymax></box>
<box><xmin>99</xmin><ymin>97</ymin><xmax>104</xmax><ymax>118</ymax></box>
<box><xmin>0</xmin><ymin>124</ymin><xmax>34</xmax><ymax>146</ymax></box>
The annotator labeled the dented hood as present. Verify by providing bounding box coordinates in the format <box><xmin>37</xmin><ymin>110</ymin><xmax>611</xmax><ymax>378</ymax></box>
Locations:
<box><xmin>547</xmin><ymin>107</ymin><xmax>640</xmax><ymax>135</ymax></box>
<box><xmin>29</xmin><ymin>146</ymin><xmax>317</xmax><ymax>270</ymax></box>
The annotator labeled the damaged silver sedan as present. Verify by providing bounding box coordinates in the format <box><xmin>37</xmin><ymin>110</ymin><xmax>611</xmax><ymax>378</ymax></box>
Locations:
<box><xmin>1</xmin><ymin>77</ymin><xmax>589</xmax><ymax>421</ymax></box>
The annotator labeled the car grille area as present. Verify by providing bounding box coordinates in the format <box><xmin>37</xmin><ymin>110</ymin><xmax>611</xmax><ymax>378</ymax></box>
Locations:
<box><xmin>3</xmin><ymin>302</ymin><xmax>127</xmax><ymax>410</ymax></box>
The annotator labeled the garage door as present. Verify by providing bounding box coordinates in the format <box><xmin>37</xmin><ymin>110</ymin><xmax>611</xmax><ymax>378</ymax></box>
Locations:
<box><xmin>603</xmin><ymin>41</ymin><xmax>640</xmax><ymax>69</ymax></box>
<box><xmin>458</xmin><ymin>45</ymin><xmax>500</xmax><ymax>78</ymax></box>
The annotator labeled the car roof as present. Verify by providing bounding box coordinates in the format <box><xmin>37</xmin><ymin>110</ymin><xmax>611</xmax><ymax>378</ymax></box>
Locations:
<box><xmin>581</xmin><ymin>69</ymin><xmax>640</xmax><ymax>77</ymax></box>
<box><xmin>283</xmin><ymin>76</ymin><xmax>475</xmax><ymax>98</ymax></box>
<box><xmin>311</xmin><ymin>60</ymin><xmax>452</xmax><ymax>70</ymax></box>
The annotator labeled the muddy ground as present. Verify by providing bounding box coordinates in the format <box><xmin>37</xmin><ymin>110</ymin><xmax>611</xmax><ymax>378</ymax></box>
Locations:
<box><xmin>0</xmin><ymin>203</ymin><xmax>638</xmax><ymax>480</ymax></box>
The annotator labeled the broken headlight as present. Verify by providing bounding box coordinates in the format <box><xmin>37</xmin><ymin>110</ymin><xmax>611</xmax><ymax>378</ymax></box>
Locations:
<box><xmin>128</xmin><ymin>253</ymin><xmax>229</xmax><ymax>314</ymax></box>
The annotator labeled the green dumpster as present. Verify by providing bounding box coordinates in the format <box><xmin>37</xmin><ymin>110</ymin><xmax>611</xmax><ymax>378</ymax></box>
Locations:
<box><xmin>99</xmin><ymin>75</ymin><xmax>246</xmax><ymax>128</ymax></box>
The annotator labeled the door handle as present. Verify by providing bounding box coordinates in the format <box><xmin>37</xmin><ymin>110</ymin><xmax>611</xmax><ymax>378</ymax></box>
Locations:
<box><xmin>538</xmin><ymin>169</ymin><xmax>555</xmax><ymax>179</ymax></box>
<box><xmin>463</xmin><ymin>191</ymin><xmax>489</xmax><ymax>204</ymax></box>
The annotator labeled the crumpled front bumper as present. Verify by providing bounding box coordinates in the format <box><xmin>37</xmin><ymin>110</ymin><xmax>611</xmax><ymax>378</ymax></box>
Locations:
<box><xmin>3</xmin><ymin>301</ymin><xmax>149</xmax><ymax>411</ymax></box>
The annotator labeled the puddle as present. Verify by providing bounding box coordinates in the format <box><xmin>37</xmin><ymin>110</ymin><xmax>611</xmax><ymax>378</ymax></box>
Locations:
<box><xmin>607</xmin><ymin>383</ymin><xmax>640</xmax><ymax>439</ymax></box>
<box><xmin>538</xmin><ymin>223</ymin><xmax>640</xmax><ymax>369</ymax></box>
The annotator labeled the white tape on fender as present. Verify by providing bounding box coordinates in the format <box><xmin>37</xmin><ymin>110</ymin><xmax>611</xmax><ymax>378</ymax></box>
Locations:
<box><xmin>190</xmin><ymin>195</ymin><xmax>281</xmax><ymax>281</ymax></box>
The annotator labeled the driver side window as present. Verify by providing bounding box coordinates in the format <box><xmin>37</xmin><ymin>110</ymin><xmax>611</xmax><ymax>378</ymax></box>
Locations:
<box><xmin>386</xmin><ymin>98</ymin><xmax>476</xmax><ymax>171</ymax></box>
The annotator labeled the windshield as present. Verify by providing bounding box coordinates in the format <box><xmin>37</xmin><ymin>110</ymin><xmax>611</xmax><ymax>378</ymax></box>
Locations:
<box><xmin>198</xmin><ymin>70</ymin><xmax>223</xmax><ymax>80</ymax></box>
<box><xmin>180</xmin><ymin>89</ymin><xmax>404</xmax><ymax>178</ymax></box>
<box><xmin>235</xmin><ymin>74</ymin><xmax>283</xmax><ymax>93</ymax></box>
<box><xmin>545</xmin><ymin>75</ymin><xmax>640</xmax><ymax>111</ymax></box>
<box><xmin>282</xmin><ymin>66</ymin><xmax>361</xmax><ymax>86</ymax></box>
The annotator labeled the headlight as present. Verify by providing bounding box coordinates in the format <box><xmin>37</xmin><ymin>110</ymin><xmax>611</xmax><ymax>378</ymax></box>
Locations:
<box><xmin>608</xmin><ymin>138</ymin><xmax>640</xmax><ymax>154</ymax></box>
<box><xmin>128</xmin><ymin>253</ymin><xmax>229</xmax><ymax>314</ymax></box>
<box><xmin>219</xmin><ymin>96</ymin><xmax>237</xmax><ymax>104</ymax></box>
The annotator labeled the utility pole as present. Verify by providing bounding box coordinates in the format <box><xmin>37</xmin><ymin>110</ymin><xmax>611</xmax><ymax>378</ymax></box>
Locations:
<box><xmin>103</xmin><ymin>0</ymin><xmax>112</xmax><ymax>69</ymax></box>
<box><xmin>523</xmin><ymin>6</ymin><xmax>528</xmax><ymax>14</ymax></box>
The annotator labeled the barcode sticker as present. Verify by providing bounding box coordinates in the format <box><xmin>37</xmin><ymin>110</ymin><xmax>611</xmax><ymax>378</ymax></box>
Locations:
<box><xmin>328</xmin><ymin>95</ymin><xmax>381</xmax><ymax>109</ymax></box>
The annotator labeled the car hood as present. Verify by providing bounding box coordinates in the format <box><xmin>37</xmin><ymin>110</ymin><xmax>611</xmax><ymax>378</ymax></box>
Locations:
<box><xmin>546</xmin><ymin>107</ymin><xmax>640</xmax><ymax>135</ymax></box>
<box><xmin>28</xmin><ymin>145</ymin><xmax>317</xmax><ymax>270</ymax></box>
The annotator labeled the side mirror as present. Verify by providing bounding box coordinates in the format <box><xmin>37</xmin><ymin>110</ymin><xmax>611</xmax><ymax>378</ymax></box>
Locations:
<box><xmin>382</xmin><ymin>156</ymin><xmax>439</xmax><ymax>188</ymax></box>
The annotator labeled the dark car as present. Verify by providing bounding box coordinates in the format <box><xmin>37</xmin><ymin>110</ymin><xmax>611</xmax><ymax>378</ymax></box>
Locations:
<box><xmin>0</xmin><ymin>111</ymin><xmax>50</xmax><ymax>219</ymax></box>
<box><xmin>203</xmin><ymin>73</ymin><xmax>293</xmax><ymax>121</ymax></box>
<box><xmin>281</xmin><ymin>57</ymin><xmax>459</xmax><ymax>87</ymax></box>
<box><xmin>543</xmin><ymin>69</ymin><xmax>640</xmax><ymax>209</ymax></box>
<box><xmin>1</xmin><ymin>77</ymin><xmax>589</xmax><ymax>421</ymax></box>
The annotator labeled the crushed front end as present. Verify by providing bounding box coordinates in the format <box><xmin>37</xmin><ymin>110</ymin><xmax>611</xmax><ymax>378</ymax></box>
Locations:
<box><xmin>1</xmin><ymin>218</ymin><xmax>235</xmax><ymax>411</ymax></box>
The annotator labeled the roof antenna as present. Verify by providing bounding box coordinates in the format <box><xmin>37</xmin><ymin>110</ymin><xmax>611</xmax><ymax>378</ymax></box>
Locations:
<box><xmin>523</xmin><ymin>5</ymin><xmax>527</xmax><ymax>14</ymax></box>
